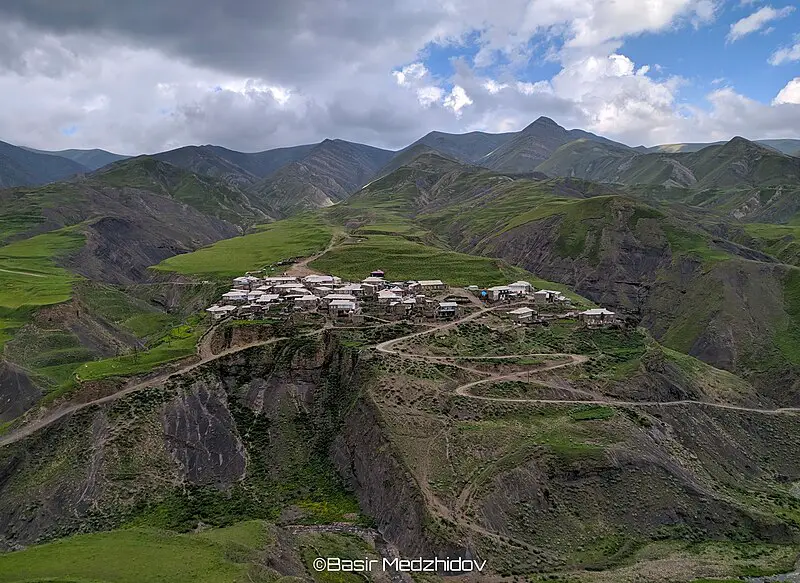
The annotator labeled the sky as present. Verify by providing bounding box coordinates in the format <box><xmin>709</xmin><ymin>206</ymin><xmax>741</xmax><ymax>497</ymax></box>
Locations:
<box><xmin>0</xmin><ymin>0</ymin><xmax>798</xmax><ymax>155</ymax></box>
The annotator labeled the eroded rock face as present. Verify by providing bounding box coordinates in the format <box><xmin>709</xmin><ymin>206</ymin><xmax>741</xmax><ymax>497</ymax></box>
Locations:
<box><xmin>162</xmin><ymin>378</ymin><xmax>247</xmax><ymax>487</ymax></box>
<box><xmin>0</xmin><ymin>363</ymin><xmax>41</xmax><ymax>423</ymax></box>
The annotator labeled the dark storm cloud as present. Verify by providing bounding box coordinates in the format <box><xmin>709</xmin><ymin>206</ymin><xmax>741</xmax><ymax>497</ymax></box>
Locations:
<box><xmin>0</xmin><ymin>0</ymin><xmax>452</xmax><ymax>82</ymax></box>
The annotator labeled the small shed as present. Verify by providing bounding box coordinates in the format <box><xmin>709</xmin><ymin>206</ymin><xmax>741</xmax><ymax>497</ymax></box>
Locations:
<box><xmin>370</xmin><ymin>269</ymin><xmax>385</xmax><ymax>278</ymax></box>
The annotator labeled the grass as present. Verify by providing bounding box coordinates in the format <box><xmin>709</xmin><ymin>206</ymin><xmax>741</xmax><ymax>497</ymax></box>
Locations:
<box><xmin>569</xmin><ymin>405</ymin><xmax>615</xmax><ymax>421</ymax></box>
<box><xmin>0</xmin><ymin>227</ymin><xmax>85</xmax><ymax>350</ymax></box>
<box><xmin>312</xmin><ymin>233</ymin><xmax>546</xmax><ymax>288</ymax></box>
<box><xmin>0</xmin><ymin>521</ymin><xmax>270</xmax><ymax>583</ymax></box>
<box><xmin>744</xmin><ymin>223</ymin><xmax>800</xmax><ymax>267</ymax></box>
<box><xmin>74</xmin><ymin>322</ymin><xmax>202</xmax><ymax>382</ymax></box>
<box><xmin>775</xmin><ymin>267</ymin><xmax>800</xmax><ymax>366</ymax></box>
<box><xmin>155</xmin><ymin>214</ymin><xmax>333</xmax><ymax>278</ymax></box>
<box><xmin>0</xmin><ymin>228</ymin><xmax>84</xmax><ymax>308</ymax></box>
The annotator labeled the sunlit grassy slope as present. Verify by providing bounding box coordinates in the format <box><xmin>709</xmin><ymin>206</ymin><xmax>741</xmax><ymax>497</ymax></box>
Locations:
<box><xmin>154</xmin><ymin>214</ymin><xmax>333</xmax><ymax>278</ymax></box>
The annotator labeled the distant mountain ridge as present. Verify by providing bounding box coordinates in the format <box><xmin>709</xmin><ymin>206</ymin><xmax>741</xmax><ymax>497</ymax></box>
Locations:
<box><xmin>636</xmin><ymin>138</ymin><xmax>800</xmax><ymax>156</ymax></box>
<box><xmin>0</xmin><ymin>141</ymin><xmax>90</xmax><ymax>187</ymax></box>
<box><xmin>3</xmin><ymin>120</ymin><xmax>800</xmax><ymax>217</ymax></box>
<box><xmin>538</xmin><ymin>135</ymin><xmax>800</xmax><ymax>190</ymax></box>
<box><xmin>21</xmin><ymin>147</ymin><xmax>129</xmax><ymax>171</ymax></box>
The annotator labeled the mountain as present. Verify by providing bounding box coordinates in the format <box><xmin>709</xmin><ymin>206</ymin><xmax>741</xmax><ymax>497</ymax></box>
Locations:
<box><xmin>204</xmin><ymin>143</ymin><xmax>316</xmax><ymax>177</ymax></box>
<box><xmin>539</xmin><ymin>136</ymin><xmax>800</xmax><ymax>190</ymax></box>
<box><xmin>0</xmin><ymin>140</ymin><xmax>89</xmax><ymax>187</ymax></box>
<box><xmin>153</xmin><ymin>146</ymin><xmax>260</xmax><ymax>188</ymax></box>
<box><xmin>153</xmin><ymin>143</ymin><xmax>316</xmax><ymax>184</ymax></box>
<box><xmin>88</xmin><ymin>156</ymin><xmax>272</xmax><ymax>226</ymax></box>
<box><xmin>371</xmin><ymin>143</ymin><xmax>456</xmax><ymax>181</ymax></box>
<box><xmin>480</xmin><ymin>116</ymin><xmax>632</xmax><ymax>172</ymax></box>
<box><xmin>640</xmin><ymin>138</ymin><xmax>800</xmax><ymax>156</ymax></box>
<box><xmin>404</xmin><ymin>129</ymin><xmax>516</xmax><ymax>163</ymax></box>
<box><xmin>22</xmin><ymin>147</ymin><xmax>129</xmax><ymax>171</ymax></box>
<box><xmin>246</xmin><ymin>138</ymin><xmax>394</xmax><ymax>217</ymax></box>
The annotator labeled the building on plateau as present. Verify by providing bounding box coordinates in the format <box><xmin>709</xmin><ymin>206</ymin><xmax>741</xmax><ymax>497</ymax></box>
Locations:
<box><xmin>508</xmin><ymin>306</ymin><xmax>535</xmax><ymax>323</ymax></box>
<box><xmin>206</xmin><ymin>305</ymin><xmax>237</xmax><ymax>320</ymax></box>
<box><xmin>419</xmin><ymin>279</ymin><xmax>447</xmax><ymax>292</ymax></box>
<box><xmin>508</xmin><ymin>281</ymin><xmax>533</xmax><ymax>295</ymax></box>
<box><xmin>437</xmin><ymin>301</ymin><xmax>459</xmax><ymax>319</ymax></box>
<box><xmin>578</xmin><ymin>308</ymin><xmax>617</xmax><ymax>326</ymax></box>
<box><xmin>487</xmin><ymin>285</ymin><xmax>512</xmax><ymax>301</ymax></box>
<box><xmin>534</xmin><ymin>290</ymin><xmax>567</xmax><ymax>304</ymax></box>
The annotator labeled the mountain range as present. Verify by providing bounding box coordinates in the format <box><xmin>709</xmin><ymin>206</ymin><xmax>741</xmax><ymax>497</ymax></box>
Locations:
<box><xmin>4</xmin><ymin>115</ymin><xmax>800</xmax><ymax>581</ymax></box>
<box><xmin>2</xmin><ymin>118</ymin><xmax>796</xmax><ymax>225</ymax></box>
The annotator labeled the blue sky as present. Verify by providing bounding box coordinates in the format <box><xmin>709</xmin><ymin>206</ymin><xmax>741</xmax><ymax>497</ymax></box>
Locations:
<box><xmin>419</xmin><ymin>1</ymin><xmax>800</xmax><ymax>110</ymax></box>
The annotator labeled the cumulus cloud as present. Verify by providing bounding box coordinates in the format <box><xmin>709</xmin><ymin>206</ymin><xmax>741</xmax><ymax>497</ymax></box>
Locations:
<box><xmin>443</xmin><ymin>86</ymin><xmax>474</xmax><ymax>115</ymax></box>
<box><xmin>727</xmin><ymin>5</ymin><xmax>795</xmax><ymax>42</ymax></box>
<box><xmin>774</xmin><ymin>78</ymin><xmax>800</xmax><ymax>105</ymax></box>
<box><xmin>0</xmin><ymin>0</ymin><xmax>797</xmax><ymax>154</ymax></box>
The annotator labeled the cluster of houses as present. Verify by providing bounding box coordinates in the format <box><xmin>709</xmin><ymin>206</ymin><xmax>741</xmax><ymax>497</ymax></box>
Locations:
<box><xmin>205</xmin><ymin>269</ymin><xmax>619</xmax><ymax>328</ymax></box>
<box><xmin>205</xmin><ymin>270</ymin><xmax>458</xmax><ymax>323</ymax></box>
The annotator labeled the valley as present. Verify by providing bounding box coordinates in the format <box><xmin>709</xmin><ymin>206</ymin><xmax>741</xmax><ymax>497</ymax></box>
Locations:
<box><xmin>0</xmin><ymin>118</ymin><xmax>799</xmax><ymax>582</ymax></box>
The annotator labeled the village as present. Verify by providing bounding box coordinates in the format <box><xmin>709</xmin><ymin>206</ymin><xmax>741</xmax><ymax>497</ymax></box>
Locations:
<box><xmin>205</xmin><ymin>268</ymin><xmax>620</xmax><ymax>329</ymax></box>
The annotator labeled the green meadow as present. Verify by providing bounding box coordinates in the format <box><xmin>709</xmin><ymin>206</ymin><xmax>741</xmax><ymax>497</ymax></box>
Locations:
<box><xmin>0</xmin><ymin>521</ymin><xmax>269</xmax><ymax>583</ymax></box>
<box><xmin>155</xmin><ymin>214</ymin><xmax>333</xmax><ymax>278</ymax></box>
<box><xmin>0</xmin><ymin>228</ymin><xmax>84</xmax><ymax>349</ymax></box>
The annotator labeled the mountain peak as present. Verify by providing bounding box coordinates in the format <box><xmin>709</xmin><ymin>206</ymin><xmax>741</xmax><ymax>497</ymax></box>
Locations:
<box><xmin>523</xmin><ymin>116</ymin><xmax>563</xmax><ymax>132</ymax></box>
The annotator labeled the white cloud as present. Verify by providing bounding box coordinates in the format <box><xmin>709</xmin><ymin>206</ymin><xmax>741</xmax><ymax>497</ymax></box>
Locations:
<box><xmin>0</xmin><ymin>1</ymin><xmax>797</xmax><ymax>155</ymax></box>
<box><xmin>769</xmin><ymin>35</ymin><xmax>800</xmax><ymax>65</ymax></box>
<box><xmin>443</xmin><ymin>85</ymin><xmax>473</xmax><ymax>115</ymax></box>
<box><xmin>416</xmin><ymin>86</ymin><xmax>444</xmax><ymax>107</ymax></box>
<box><xmin>392</xmin><ymin>62</ymin><xmax>428</xmax><ymax>86</ymax></box>
<box><xmin>483</xmin><ymin>79</ymin><xmax>508</xmax><ymax>94</ymax></box>
<box><xmin>516</xmin><ymin>81</ymin><xmax>553</xmax><ymax>95</ymax></box>
<box><xmin>727</xmin><ymin>5</ymin><xmax>795</xmax><ymax>42</ymax></box>
<box><xmin>774</xmin><ymin>77</ymin><xmax>800</xmax><ymax>105</ymax></box>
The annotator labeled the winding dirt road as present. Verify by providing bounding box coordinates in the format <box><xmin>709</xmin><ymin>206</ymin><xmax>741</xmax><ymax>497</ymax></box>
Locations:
<box><xmin>376</xmin><ymin>306</ymin><xmax>800</xmax><ymax>417</ymax></box>
<box><xmin>3</xmin><ymin>305</ymin><xmax>800</xmax><ymax>449</ymax></box>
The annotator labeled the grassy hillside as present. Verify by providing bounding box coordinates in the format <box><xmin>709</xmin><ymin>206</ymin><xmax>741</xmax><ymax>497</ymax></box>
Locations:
<box><xmin>91</xmin><ymin>156</ymin><xmax>272</xmax><ymax>225</ymax></box>
<box><xmin>310</xmin><ymin>232</ymin><xmax>570</xmax><ymax>290</ymax></box>
<box><xmin>155</xmin><ymin>214</ymin><xmax>333</xmax><ymax>278</ymax></box>
<box><xmin>0</xmin><ymin>228</ymin><xmax>84</xmax><ymax>348</ymax></box>
<box><xmin>537</xmin><ymin>136</ymin><xmax>800</xmax><ymax>191</ymax></box>
<box><xmin>0</xmin><ymin>522</ymin><xmax>268</xmax><ymax>583</ymax></box>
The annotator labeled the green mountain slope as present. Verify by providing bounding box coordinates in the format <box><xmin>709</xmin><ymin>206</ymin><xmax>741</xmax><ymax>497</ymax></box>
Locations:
<box><xmin>90</xmin><ymin>156</ymin><xmax>272</xmax><ymax>225</ymax></box>
<box><xmin>152</xmin><ymin>146</ymin><xmax>260</xmax><ymax>187</ymax></box>
<box><xmin>205</xmin><ymin>143</ymin><xmax>316</xmax><ymax>177</ymax></box>
<box><xmin>481</xmin><ymin>117</ymin><xmax>632</xmax><ymax>173</ymax></box>
<box><xmin>640</xmin><ymin>138</ymin><xmax>800</xmax><ymax>156</ymax></box>
<box><xmin>404</xmin><ymin>129</ymin><xmax>516</xmax><ymax>163</ymax></box>
<box><xmin>246</xmin><ymin>138</ymin><xmax>394</xmax><ymax>217</ymax></box>
<box><xmin>540</xmin><ymin>136</ymin><xmax>800</xmax><ymax>191</ymax></box>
